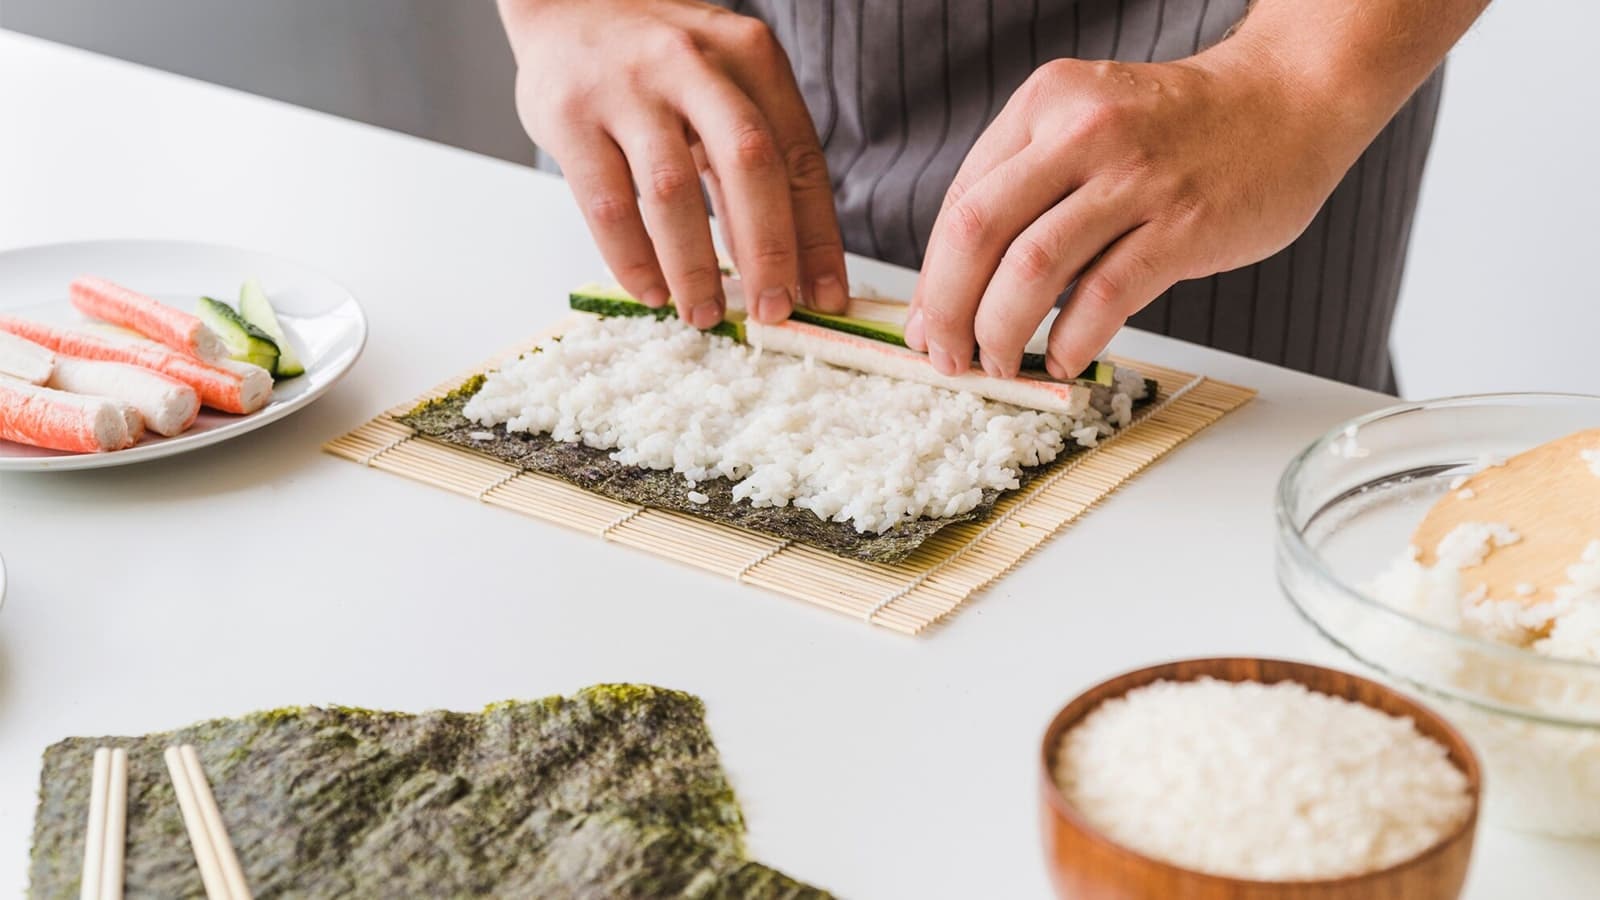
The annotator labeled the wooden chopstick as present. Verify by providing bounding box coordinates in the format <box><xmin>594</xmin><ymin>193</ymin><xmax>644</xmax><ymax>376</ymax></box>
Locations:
<box><xmin>79</xmin><ymin>747</ymin><xmax>128</xmax><ymax>900</ymax></box>
<box><xmin>101</xmin><ymin>749</ymin><xmax>128</xmax><ymax>900</ymax></box>
<box><xmin>165</xmin><ymin>745</ymin><xmax>252</xmax><ymax>900</ymax></box>
<box><xmin>79</xmin><ymin>748</ymin><xmax>110</xmax><ymax>900</ymax></box>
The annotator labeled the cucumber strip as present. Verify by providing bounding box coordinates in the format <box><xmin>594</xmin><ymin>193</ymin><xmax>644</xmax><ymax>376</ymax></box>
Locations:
<box><xmin>197</xmin><ymin>296</ymin><xmax>279</xmax><ymax>373</ymax></box>
<box><xmin>567</xmin><ymin>284</ymin><xmax>674</xmax><ymax>321</ymax></box>
<box><xmin>568</xmin><ymin>286</ymin><xmax>746</xmax><ymax>341</ymax></box>
<box><xmin>1068</xmin><ymin>359</ymin><xmax>1116</xmax><ymax>387</ymax></box>
<box><xmin>239</xmin><ymin>278</ymin><xmax>306</xmax><ymax>378</ymax></box>
<box><xmin>569</xmin><ymin>284</ymin><xmax>1110</xmax><ymax>384</ymax></box>
<box><xmin>789</xmin><ymin>306</ymin><xmax>906</xmax><ymax>345</ymax></box>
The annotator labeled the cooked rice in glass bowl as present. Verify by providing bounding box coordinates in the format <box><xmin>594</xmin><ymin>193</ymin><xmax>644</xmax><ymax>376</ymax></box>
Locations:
<box><xmin>1276</xmin><ymin>393</ymin><xmax>1600</xmax><ymax>837</ymax></box>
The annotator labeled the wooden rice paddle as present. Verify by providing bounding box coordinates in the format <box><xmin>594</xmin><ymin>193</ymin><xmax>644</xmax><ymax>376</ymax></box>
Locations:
<box><xmin>1412</xmin><ymin>428</ymin><xmax>1600</xmax><ymax>605</ymax></box>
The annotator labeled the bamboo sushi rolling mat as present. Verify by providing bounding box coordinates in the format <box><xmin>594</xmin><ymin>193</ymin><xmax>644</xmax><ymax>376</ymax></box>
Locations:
<box><xmin>326</xmin><ymin>316</ymin><xmax>1255</xmax><ymax>635</ymax></box>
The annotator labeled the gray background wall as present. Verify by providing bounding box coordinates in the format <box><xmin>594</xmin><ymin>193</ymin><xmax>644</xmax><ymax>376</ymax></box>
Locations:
<box><xmin>0</xmin><ymin>0</ymin><xmax>532</xmax><ymax>165</ymax></box>
<box><xmin>3</xmin><ymin>0</ymin><xmax>1595</xmax><ymax>398</ymax></box>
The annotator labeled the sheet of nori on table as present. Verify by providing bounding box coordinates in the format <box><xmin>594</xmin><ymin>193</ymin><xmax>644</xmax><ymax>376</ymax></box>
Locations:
<box><xmin>29</xmin><ymin>685</ymin><xmax>832</xmax><ymax>899</ymax></box>
<box><xmin>398</xmin><ymin>376</ymin><xmax>1153</xmax><ymax>565</ymax></box>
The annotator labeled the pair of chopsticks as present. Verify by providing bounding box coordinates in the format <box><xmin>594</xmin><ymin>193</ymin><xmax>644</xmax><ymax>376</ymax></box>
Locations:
<box><xmin>79</xmin><ymin>748</ymin><xmax>127</xmax><ymax>900</ymax></box>
<box><xmin>165</xmin><ymin>745</ymin><xmax>253</xmax><ymax>900</ymax></box>
<box><xmin>79</xmin><ymin>745</ymin><xmax>253</xmax><ymax>900</ymax></box>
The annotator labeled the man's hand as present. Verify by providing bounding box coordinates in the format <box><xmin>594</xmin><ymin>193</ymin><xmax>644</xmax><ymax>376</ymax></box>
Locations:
<box><xmin>905</xmin><ymin>1</ymin><xmax>1488</xmax><ymax>381</ymax></box>
<box><xmin>498</xmin><ymin>0</ymin><xmax>849</xmax><ymax>327</ymax></box>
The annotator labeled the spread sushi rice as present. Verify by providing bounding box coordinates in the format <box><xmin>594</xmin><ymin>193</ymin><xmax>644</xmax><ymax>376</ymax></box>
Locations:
<box><xmin>1053</xmin><ymin>678</ymin><xmax>1472</xmax><ymax>880</ymax></box>
<box><xmin>462</xmin><ymin>316</ymin><xmax>1149</xmax><ymax>534</ymax></box>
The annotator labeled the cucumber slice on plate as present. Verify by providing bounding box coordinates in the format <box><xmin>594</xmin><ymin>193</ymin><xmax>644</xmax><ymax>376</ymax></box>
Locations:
<box><xmin>197</xmin><ymin>296</ymin><xmax>280</xmax><ymax>373</ymax></box>
<box><xmin>239</xmin><ymin>278</ymin><xmax>306</xmax><ymax>378</ymax></box>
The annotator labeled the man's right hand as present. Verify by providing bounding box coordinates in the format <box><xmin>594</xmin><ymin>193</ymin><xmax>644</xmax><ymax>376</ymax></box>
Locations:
<box><xmin>498</xmin><ymin>0</ymin><xmax>849</xmax><ymax>327</ymax></box>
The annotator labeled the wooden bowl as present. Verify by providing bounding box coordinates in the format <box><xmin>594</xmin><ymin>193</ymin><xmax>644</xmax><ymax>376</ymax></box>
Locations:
<box><xmin>1039</xmin><ymin>657</ymin><xmax>1481</xmax><ymax>900</ymax></box>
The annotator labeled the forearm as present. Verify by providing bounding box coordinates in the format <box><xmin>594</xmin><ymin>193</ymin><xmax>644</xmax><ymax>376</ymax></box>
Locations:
<box><xmin>1201</xmin><ymin>0</ymin><xmax>1488</xmax><ymax>159</ymax></box>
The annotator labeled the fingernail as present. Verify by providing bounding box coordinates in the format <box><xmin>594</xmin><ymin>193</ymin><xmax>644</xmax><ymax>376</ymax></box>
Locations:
<box><xmin>811</xmin><ymin>274</ymin><xmax>847</xmax><ymax>313</ymax></box>
<box><xmin>641</xmin><ymin>287</ymin><xmax>669</xmax><ymax>309</ymax></box>
<box><xmin>755</xmin><ymin>286</ymin><xmax>793</xmax><ymax>323</ymax></box>
<box><xmin>904</xmin><ymin>309</ymin><xmax>926</xmax><ymax>350</ymax></box>
<box><xmin>928</xmin><ymin>340</ymin><xmax>957</xmax><ymax>376</ymax></box>
<box><xmin>977</xmin><ymin>349</ymin><xmax>1002</xmax><ymax>379</ymax></box>
<box><xmin>690</xmin><ymin>300</ymin><xmax>723</xmax><ymax>330</ymax></box>
<box><xmin>1045</xmin><ymin>354</ymin><xmax>1069</xmax><ymax>381</ymax></box>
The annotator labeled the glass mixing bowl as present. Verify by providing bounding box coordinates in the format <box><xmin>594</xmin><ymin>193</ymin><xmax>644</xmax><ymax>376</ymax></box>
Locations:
<box><xmin>1276</xmin><ymin>393</ymin><xmax>1600</xmax><ymax>837</ymax></box>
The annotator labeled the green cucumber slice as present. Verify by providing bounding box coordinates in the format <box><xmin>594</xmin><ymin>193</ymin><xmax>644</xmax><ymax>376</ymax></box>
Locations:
<box><xmin>197</xmin><ymin>296</ymin><xmax>279</xmax><ymax>373</ymax></box>
<box><xmin>238</xmin><ymin>278</ymin><xmax>306</xmax><ymax>378</ymax></box>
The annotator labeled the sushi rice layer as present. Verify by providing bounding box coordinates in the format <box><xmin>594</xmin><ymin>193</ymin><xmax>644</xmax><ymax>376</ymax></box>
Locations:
<box><xmin>464</xmin><ymin>316</ymin><xmax>1147</xmax><ymax>534</ymax></box>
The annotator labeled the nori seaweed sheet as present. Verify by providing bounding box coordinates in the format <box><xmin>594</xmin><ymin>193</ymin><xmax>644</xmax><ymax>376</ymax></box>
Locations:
<box><xmin>402</xmin><ymin>373</ymin><xmax>1160</xmax><ymax>564</ymax></box>
<box><xmin>30</xmin><ymin>685</ymin><xmax>831</xmax><ymax>899</ymax></box>
<box><xmin>399</xmin><ymin>375</ymin><xmax>1155</xmax><ymax>565</ymax></box>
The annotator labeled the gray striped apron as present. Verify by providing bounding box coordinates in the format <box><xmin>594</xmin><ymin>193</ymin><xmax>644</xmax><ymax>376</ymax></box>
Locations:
<box><xmin>721</xmin><ymin>0</ymin><xmax>1443</xmax><ymax>392</ymax></box>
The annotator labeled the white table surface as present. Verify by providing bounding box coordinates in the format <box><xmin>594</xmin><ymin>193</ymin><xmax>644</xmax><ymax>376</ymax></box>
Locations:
<box><xmin>0</xmin><ymin>31</ymin><xmax>1594</xmax><ymax>898</ymax></box>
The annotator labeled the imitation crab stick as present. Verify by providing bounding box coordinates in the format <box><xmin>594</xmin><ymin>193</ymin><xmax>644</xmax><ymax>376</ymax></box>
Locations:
<box><xmin>0</xmin><ymin>376</ymin><xmax>142</xmax><ymax>452</ymax></box>
<box><xmin>70</xmin><ymin>276</ymin><xmax>228</xmax><ymax>362</ymax></box>
<box><xmin>0</xmin><ymin>317</ymin><xmax>272</xmax><ymax>414</ymax></box>
<box><xmin>0</xmin><ymin>331</ymin><xmax>54</xmax><ymax>385</ymax></box>
<box><xmin>48</xmin><ymin>357</ymin><xmax>200</xmax><ymax>437</ymax></box>
<box><xmin>111</xmin><ymin>399</ymin><xmax>145</xmax><ymax>445</ymax></box>
<box><xmin>744</xmin><ymin>319</ymin><xmax>1093</xmax><ymax>415</ymax></box>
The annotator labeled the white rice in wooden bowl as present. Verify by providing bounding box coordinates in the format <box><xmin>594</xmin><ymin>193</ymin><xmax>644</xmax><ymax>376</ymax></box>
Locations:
<box><xmin>1051</xmin><ymin>678</ymin><xmax>1472</xmax><ymax>881</ymax></box>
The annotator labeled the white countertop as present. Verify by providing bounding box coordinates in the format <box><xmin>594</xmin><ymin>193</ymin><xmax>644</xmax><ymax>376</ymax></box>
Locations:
<box><xmin>0</xmin><ymin>31</ymin><xmax>1594</xmax><ymax>898</ymax></box>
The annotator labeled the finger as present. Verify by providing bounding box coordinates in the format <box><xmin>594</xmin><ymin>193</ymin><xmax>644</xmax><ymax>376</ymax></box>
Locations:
<box><xmin>906</xmin><ymin>103</ymin><xmax>1034</xmax><ymax>346</ymax></box>
<box><xmin>771</xmin><ymin>122</ymin><xmax>847</xmax><ymax>314</ymax></box>
<box><xmin>940</xmin><ymin>119</ymin><xmax>1032</xmax><ymax>218</ymax></box>
<box><xmin>553</xmin><ymin>131</ymin><xmax>669</xmax><ymax>308</ymax></box>
<box><xmin>723</xmin><ymin>46</ymin><xmax>851</xmax><ymax>312</ymax></box>
<box><xmin>707</xmin><ymin>13</ymin><xmax>848</xmax><ymax>313</ymax></box>
<box><xmin>1045</xmin><ymin>225</ymin><xmax>1178</xmax><ymax>379</ymax></box>
<box><xmin>693</xmin><ymin>140</ymin><xmax>740</xmax><ymax>268</ymax></box>
<box><xmin>909</xmin><ymin>143</ymin><xmax>1083</xmax><ymax>373</ymax></box>
<box><xmin>611</xmin><ymin>110</ymin><xmax>725</xmax><ymax>330</ymax></box>
<box><xmin>789</xmin><ymin>145</ymin><xmax>849</xmax><ymax>314</ymax></box>
<box><xmin>672</xmin><ymin>70</ymin><xmax>799</xmax><ymax>325</ymax></box>
<box><xmin>972</xmin><ymin>177</ymin><xmax>1139</xmax><ymax>377</ymax></box>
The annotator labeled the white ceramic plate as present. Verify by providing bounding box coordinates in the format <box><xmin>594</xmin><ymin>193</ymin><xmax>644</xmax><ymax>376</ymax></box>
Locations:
<box><xmin>0</xmin><ymin>240</ymin><xmax>366</xmax><ymax>471</ymax></box>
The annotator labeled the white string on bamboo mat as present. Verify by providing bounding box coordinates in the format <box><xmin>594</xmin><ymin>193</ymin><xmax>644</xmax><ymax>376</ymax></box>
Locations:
<box><xmin>736</xmin><ymin>540</ymin><xmax>792</xmax><ymax>579</ymax></box>
<box><xmin>862</xmin><ymin>373</ymin><xmax>1207</xmax><ymax>624</ymax></box>
<box><xmin>359</xmin><ymin>431</ymin><xmax>415</xmax><ymax>467</ymax></box>
<box><xmin>476</xmin><ymin>468</ymin><xmax>524</xmax><ymax>501</ymax></box>
<box><xmin>601</xmin><ymin>506</ymin><xmax>645</xmax><ymax>537</ymax></box>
